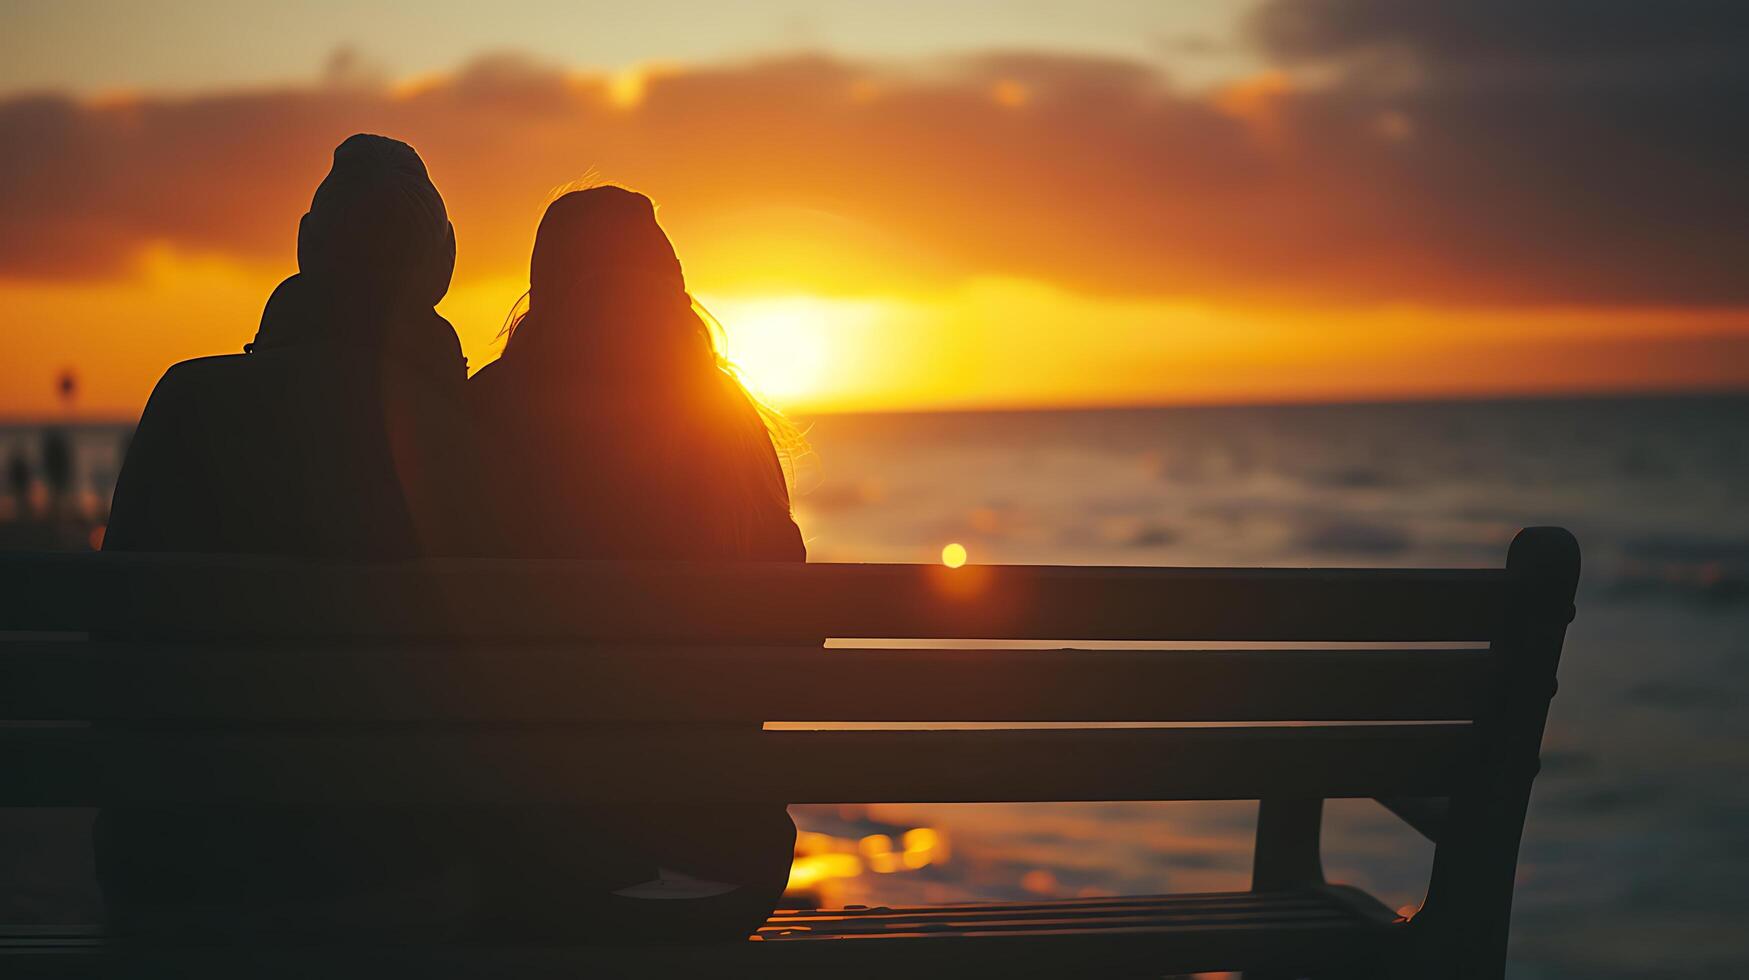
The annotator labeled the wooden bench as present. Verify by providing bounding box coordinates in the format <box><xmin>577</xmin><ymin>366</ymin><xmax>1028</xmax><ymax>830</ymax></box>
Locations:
<box><xmin>0</xmin><ymin>526</ymin><xmax>1579</xmax><ymax>978</ymax></box>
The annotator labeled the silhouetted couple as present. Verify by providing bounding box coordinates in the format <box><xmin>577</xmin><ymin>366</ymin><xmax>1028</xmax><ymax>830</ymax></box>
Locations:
<box><xmin>99</xmin><ymin>134</ymin><xmax>803</xmax><ymax>943</ymax></box>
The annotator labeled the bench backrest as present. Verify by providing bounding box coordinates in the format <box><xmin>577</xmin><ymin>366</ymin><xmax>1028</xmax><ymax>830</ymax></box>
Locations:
<box><xmin>0</xmin><ymin>527</ymin><xmax>1579</xmax><ymax>971</ymax></box>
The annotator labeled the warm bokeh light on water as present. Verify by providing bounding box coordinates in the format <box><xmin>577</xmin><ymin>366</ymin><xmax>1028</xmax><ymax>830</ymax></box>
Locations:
<box><xmin>941</xmin><ymin>542</ymin><xmax>967</xmax><ymax>568</ymax></box>
<box><xmin>786</xmin><ymin>824</ymin><xmax>949</xmax><ymax>904</ymax></box>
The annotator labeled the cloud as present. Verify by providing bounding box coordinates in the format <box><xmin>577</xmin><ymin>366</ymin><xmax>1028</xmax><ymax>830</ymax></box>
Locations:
<box><xmin>1</xmin><ymin>3</ymin><xmax>1746</xmax><ymax>307</ymax></box>
<box><xmin>1252</xmin><ymin>0</ymin><xmax>1748</xmax><ymax>69</ymax></box>
<box><xmin>1244</xmin><ymin>0</ymin><xmax>1749</xmax><ymax>304</ymax></box>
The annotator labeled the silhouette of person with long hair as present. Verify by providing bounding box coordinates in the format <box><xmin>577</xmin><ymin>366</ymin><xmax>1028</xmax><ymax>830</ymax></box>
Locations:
<box><xmin>467</xmin><ymin>186</ymin><xmax>805</xmax><ymax>941</ymax></box>
<box><xmin>97</xmin><ymin>134</ymin><xmax>477</xmax><ymax>938</ymax></box>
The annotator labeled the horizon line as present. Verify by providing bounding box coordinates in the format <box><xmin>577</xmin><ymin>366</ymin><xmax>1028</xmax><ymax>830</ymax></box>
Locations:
<box><xmin>4</xmin><ymin>383</ymin><xmax>1745</xmax><ymax>430</ymax></box>
<box><xmin>787</xmin><ymin>382</ymin><xmax>1749</xmax><ymax>419</ymax></box>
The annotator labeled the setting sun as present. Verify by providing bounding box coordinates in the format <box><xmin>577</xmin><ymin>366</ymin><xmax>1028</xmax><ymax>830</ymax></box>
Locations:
<box><xmin>708</xmin><ymin>295</ymin><xmax>838</xmax><ymax>405</ymax></box>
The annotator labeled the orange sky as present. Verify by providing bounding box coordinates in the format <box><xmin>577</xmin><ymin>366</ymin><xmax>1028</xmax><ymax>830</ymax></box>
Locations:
<box><xmin>3</xmin><ymin>6</ymin><xmax>1747</xmax><ymax>417</ymax></box>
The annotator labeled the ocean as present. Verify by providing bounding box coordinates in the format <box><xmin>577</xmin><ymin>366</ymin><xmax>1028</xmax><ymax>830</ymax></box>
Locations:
<box><xmin>3</xmin><ymin>394</ymin><xmax>1745</xmax><ymax>977</ymax></box>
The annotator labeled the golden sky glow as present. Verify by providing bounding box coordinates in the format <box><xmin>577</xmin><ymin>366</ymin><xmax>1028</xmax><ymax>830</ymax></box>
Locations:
<box><xmin>4</xmin><ymin>232</ymin><xmax>1747</xmax><ymax>418</ymax></box>
<box><xmin>2</xmin><ymin>3</ymin><xmax>1747</xmax><ymax>417</ymax></box>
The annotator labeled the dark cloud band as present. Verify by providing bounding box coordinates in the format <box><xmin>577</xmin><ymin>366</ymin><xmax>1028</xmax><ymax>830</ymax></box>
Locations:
<box><xmin>1</xmin><ymin>0</ymin><xmax>1745</xmax><ymax>307</ymax></box>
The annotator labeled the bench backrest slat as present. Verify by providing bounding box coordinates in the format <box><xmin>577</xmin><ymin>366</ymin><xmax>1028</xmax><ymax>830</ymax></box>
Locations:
<box><xmin>1</xmin><ymin>643</ymin><xmax>1494</xmax><ymax>723</ymax></box>
<box><xmin>0</xmin><ymin>725</ymin><xmax>1475</xmax><ymax>806</ymax></box>
<box><xmin>0</xmin><ymin>553</ymin><xmax>1509</xmax><ymax>641</ymax></box>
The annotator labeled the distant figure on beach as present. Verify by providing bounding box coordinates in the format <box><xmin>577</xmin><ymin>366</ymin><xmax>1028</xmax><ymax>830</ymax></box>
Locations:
<box><xmin>98</xmin><ymin>134</ymin><xmax>476</xmax><ymax>937</ymax></box>
<box><xmin>467</xmin><ymin>186</ymin><xmax>806</xmax><ymax>940</ymax></box>
<box><xmin>39</xmin><ymin>428</ymin><xmax>71</xmax><ymax>520</ymax></box>
<box><xmin>5</xmin><ymin>448</ymin><xmax>29</xmax><ymax>521</ymax></box>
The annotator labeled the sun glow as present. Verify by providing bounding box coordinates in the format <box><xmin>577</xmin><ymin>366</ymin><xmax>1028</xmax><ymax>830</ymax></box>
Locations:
<box><xmin>708</xmin><ymin>295</ymin><xmax>860</xmax><ymax>407</ymax></box>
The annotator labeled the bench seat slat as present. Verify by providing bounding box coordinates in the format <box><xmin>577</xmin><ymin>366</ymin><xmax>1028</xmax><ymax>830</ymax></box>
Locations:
<box><xmin>763</xmin><ymin>908</ymin><xmax>1357</xmax><ymax>933</ymax></box>
<box><xmin>767</xmin><ymin>889</ymin><xmax>1344</xmax><ymax>917</ymax></box>
<box><xmin>0</xmin><ymin>725</ymin><xmax>1475</xmax><ymax>805</ymax></box>
<box><xmin>0</xmin><ymin>553</ymin><xmax>1510</xmax><ymax>641</ymax></box>
<box><xmin>0</xmin><ymin>889</ymin><xmax>1402</xmax><ymax>978</ymax></box>
<box><xmin>763</xmin><ymin>904</ymin><xmax>1343</xmax><ymax>928</ymax></box>
<box><xmin>1</xmin><ymin>642</ymin><xmax>1495</xmax><ymax>723</ymax></box>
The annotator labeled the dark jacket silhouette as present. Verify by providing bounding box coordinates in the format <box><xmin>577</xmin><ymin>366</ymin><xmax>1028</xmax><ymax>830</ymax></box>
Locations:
<box><xmin>468</xmin><ymin>187</ymin><xmax>803</xmax><ymax>940</ymax></box>
<box><xmin>98</xmin><ymin>134</ymin><xmax>475</xmax><ymax>937</ymax></box>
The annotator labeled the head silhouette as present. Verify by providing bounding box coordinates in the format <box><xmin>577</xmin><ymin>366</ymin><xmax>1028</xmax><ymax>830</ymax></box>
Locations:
<box><xmin>299</xmin><ymin>134</ymin><xmax>455</xmax><ymax>311</ymax></box>
<box><xmin>254</xmin><ymin>135</ymin><xmax>462</xmax><ymax>373</ymax></box>
<box><xmin>506</xmin><ymin>186</ymin><xmax>710</xmax><ymax>378</ymax></box>
<box><xmin>531</xmin><ymin>186</ymin><xmax>683</xmax><ymax>300</ymax></box>
<box><xmin>498</xmin><ymin>184</ymin><xmax>805</xmax><ymax>502</ymax></box>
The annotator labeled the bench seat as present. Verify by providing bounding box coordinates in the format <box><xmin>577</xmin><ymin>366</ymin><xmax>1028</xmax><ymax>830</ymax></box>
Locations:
<box><xmin>0</xmin><ymin>887</ymin><xmax>1402</xmax><ymax>978</ymax></box>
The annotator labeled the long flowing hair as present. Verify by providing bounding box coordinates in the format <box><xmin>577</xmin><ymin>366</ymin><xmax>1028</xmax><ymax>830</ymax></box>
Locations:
<box><xmin>499</xmin><ymin>289</ymin><xmax>808</xmax><ymax>498</ymax></box>
<box><xmin>497</xmin><ymin>182</ymin><xmax>808</xmax><ymax>507</ymax></box>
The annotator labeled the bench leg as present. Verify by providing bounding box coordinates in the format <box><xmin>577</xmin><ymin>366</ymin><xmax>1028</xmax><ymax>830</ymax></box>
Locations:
<box><xmin>1244</xmin><ymin>800</ymin><xmax>1328</xmax><ymax>980</ymax></box>
<box><xmin>1252</xmin><ymin>798</ymin><xmax>1324</xmax><ymax>891</ymax></box>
